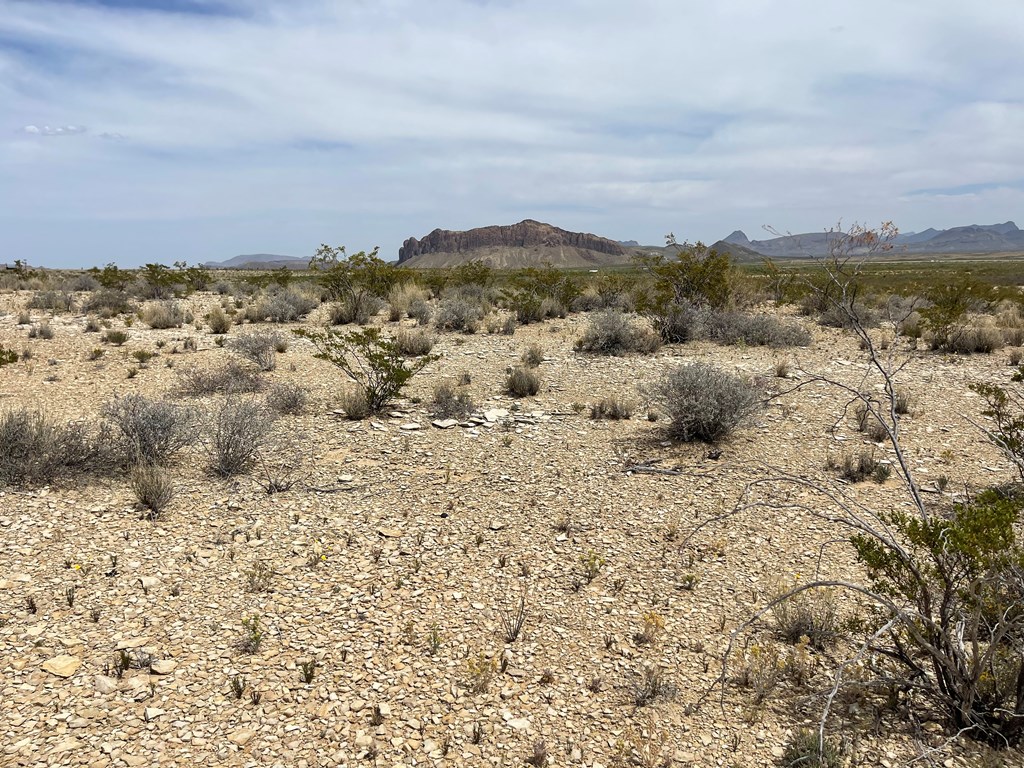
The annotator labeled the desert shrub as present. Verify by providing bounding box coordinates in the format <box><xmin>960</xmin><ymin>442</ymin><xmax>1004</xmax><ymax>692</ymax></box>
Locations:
<box><xmin>86</xmin><ymin>288</ymin><xmax>135</xmax><ymax>317</ymax></box>
<box><xmin>408</xmin><ymin>298</ymin><xmax>432</xmax><ymax>326</ymax></box>
<box><xmin>207</xmin><ymin>307</ymin><xmax>231</xmax><ymax>334</ymax></box>
<box><xmin>817</xmin><ymin>300</ymin><xmax>879</xmax><ymax>329</ymax></box>
<box><xmin>213</xmin><ymin>280</ymin><xmax>234</xmax><ymax>295</ymax></box>
<box><xmin>770</xmin><ymin>585</ymin><xmax>840</xmax><ymax>649</ymax></box>
<box><xmin>0</xmin><ymin>409</ymin><xmax>99</xmax><ymax>487</ymax></box>
<box><xmin>945</xmin><ymin>325</ymin><xmax>1005</xmax><ymax>355</ymax></box>
<box><xmin>827</xmin><ymin>449</ymin><xmax>887</xmax><ymax>483</ymax></box>
<box><xmin>853</xmin><ymin>400</ymin><xmax>889</xmax><ymax>442</ymax></box>
<box><xmin>101</xmin><ymin>394</ymin><xmax>197</xmax><ymax>465</ymax></box>
<box><xmin>506</xmin><ymin>366</ymin><xmax>541</xmax><ymax>397</ymax></box>
<box><xmin>133</xmin><ymin>263</ymin><xmax>178</xmax><ymax>299</ymax></box>
<box><xmin>231</xmin><ymin>331</ymin><xmax>283</xmax><ymax>371</ymax></box>
<box><xmin>294</xmin><ymin>326</ymin><xmax>437</xmax><ymax>414</ymax></box>
<box><xmin>0</xmin><ymin>347</ymin><xmax>18</xmax><ymax>367</ymax></box>
<box><xmin>328</xmin><ymin>293</ymin><xmax>384</xmax><ymax>326</ymax></box>
<box><xmin>435</xmin><ymin>298</ymin><xmax>484</xmax><ymax>333</ymax></box>
<box><xmin>780</xmin><ymin>730</ymin><xmax>843</xmax><ymax>768</ymax></box>
<box><xmin>646</xmin><ymin>363</ymin><xmax>762</xmax><ymax>442</ymax></box>
<box><xmin>521</xmin><ymin>344</ymin><xmax>544</xmax><ymax>367</ymax></box>
<box><xmin>64</xmin><ymin>273</ymin><xmax>100</xmax><ymax>292</ymax></box>
<box><xmin>703</xmin><ymin>311</ymin><xmax>811</xmax><ymax>347</ymax></box>
<box><xmin>388</xmin><ymin>282</ymin><xmax>431</xmax><ymax>321</ymax></box>
<box><xmin>539</xmin><ymin>297</ymin><xmax>567</xmax><ymax>319</ymax></box>
<box><xmin>247</xmin><ymin>287</ymin><xmax>319</xmax><ymax>323</ymax></box>
<box><xmin>177</xmin><ymin>360</ymin><xmax>263</xmax><ymax>396</ymax></box>
<box><xmin>83</xmin><ymin>316</ymin><xmax>101</xmax><ymax>333</ymax></box>
<box><xmin>431</xmin><ymin>380</ymin><xmax>475</xmax><ymax>420</ymax></box>
<box><xmin>129</xmin><ymin>464</ymin><xmax>175</xmax><ymax>519</ymax></box>
<box><xmin>575</xmin><ymin>310</ymin><xmax>661</xmax><ymax>355</ymax></box>
<box><xmin>29</xmin><ymin>322</ymin><xmax>54</xmax><ymax>340</ymax></box>
<box><xmin>395</xmin><ymin>329</ymin><xmax>435</xmax><ymax>357</ymax></box>
<box><xmin>28</xmin><ymin>290</ymin><xmax>74</xmax><ymax>313</ymax></box>
<box><xmin>206</xmin><ymin>398</ymin><xmax>274</xmax><ymax>476</ymax></box>
<box><xmin>266</xmin><ymin>383</ymin><xmax>308</xmax><ymax>415</ymax></box>
<box><xmin>141</xmin><ymin>301</ymin><xmax>184</xmax><ymax>329</ymax></box>
<box><xmin>919</xmin><ymin>279</ymin><xmax>993</xmax><ymax>350</ymax></box>
<box><xmin>590</xmin><ymin>396</ymin><xmax>633</xmax><ymax>420</ymax></box>
<box><xmin>338</xmin><ymin>388</ymin><xmax>371</xmax><ymax>420</ymax></box>
<box><xmin>103</xmin><ymin>330</ymin><xmax>129</xmax><ymax>346</ymax></box>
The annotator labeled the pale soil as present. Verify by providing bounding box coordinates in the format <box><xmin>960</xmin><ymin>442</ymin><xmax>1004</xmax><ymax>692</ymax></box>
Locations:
<box><xmin>0</xmin><ymin>291</ymin><xmax>1021</xmax><ymax>768</ymax></box>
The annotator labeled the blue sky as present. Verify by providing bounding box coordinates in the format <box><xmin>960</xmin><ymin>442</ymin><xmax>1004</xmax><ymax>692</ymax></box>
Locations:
<box><xmin>2</xmin><ymin>0</ymin><xmax>1023</xmax><ymax>267</ymax></box>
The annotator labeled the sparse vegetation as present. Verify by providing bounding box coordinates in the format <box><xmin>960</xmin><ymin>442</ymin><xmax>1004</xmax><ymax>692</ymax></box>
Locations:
<box><xmin>506</xmin><ymin>365</ymin><xmax>541</xmax><ymax>397</ymax></box>
<box><xmin>646</xmin><ymin>362</ymin><xmax>762</xmax><ymax>442</ymax></box>
<box><xmin>206</xmin><ymin>398</ymin><xmax>274</xmax><ymax>476</ymax></box>
<box><xmin>575</xmin><ymin>310</ymin><xmax>661</xmax><ymax>355</ymax></box>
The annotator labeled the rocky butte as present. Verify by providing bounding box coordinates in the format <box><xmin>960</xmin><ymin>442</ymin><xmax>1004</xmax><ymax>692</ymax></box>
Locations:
<box><xmin>397</xmin><ymin>219</ymin><xmax>630</xmax><ymax>269</ymax></box>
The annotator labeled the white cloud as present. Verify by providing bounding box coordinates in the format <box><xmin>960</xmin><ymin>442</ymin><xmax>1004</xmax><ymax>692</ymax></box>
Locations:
<box><xmin>0</xmin><ymin>0</ymin><xmax>1022</xmax><ymax>266</ymax></box>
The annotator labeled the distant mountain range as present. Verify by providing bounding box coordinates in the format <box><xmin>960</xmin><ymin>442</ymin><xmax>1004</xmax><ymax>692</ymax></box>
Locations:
<box><xmin>723</xmin><ymin>221</ymin><xmax>1024</xmax><ymax>257</ymax></box>
<box><xmin>204</xmin><ymin>253</ymin><xmax>308</xmax><ymax>270</ymax></box>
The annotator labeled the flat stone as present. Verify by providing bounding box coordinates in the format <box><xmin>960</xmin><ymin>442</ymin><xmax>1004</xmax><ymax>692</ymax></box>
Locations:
<box><xmin>377</xmin><ymin>528</ymin><xmax>403</xmax><ymax>539</ymax></box>
<box><xmin>94</xmin><ymin>675</ymin><xmax>119</xmax><ymax>694</ymax></box>
<box><xmin>507</xmin><ymin>718</ymin><xmax>531</xmax><ymax>731</ymax></box>
<box><xmin>139</xmin><ymin>576</ymin><xmax>160</xmax><ymax>591</ymax></box>
<box><xmin>150</xmin><ymin>659</ymin><xmax>176</xmax><ymax>675</ymax></box>
<box><xmin>399</xmin><ymin>422</ymin><xmax>421</xmax><ymax>430</ymax></box>
<box><xmin>116</xmin><ymin>637</ymin><xmax>151</xmax><ymax>650</ymax></box>
<box><xmin>42</xmin><ymin>655</ymin><xmax>81</xmax><ymax>678</ymax></box>
<box><xmin>144</xmin><ymin>707</ymin><xmax>165</xmax><ymax>721</ymax></box>
<box><xmin>228</xmin><ymin>729</ymin><xmax>255</xmax><ymax>746</ymax></box>
<box><xmin>431</xmin><ymin>419</ymin><xmax>459</xmax><ymax>429</ymax></box>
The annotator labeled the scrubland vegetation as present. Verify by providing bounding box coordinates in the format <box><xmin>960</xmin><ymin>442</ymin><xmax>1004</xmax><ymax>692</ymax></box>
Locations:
<box><xmin>2</xmin><ymin>233</ymin><xmax>1024</xmax><ymax>766</ymax></box>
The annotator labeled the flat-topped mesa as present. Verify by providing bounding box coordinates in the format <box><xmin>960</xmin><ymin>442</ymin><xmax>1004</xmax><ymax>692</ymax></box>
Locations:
<box><xmin>398</xmin><ymin>219</ymin><xmax>627</xmax><ymax>263</ymax></box>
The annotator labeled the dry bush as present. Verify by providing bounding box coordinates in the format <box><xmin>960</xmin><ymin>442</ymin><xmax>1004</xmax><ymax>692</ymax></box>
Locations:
<box><xmin>646</xmin><ymin>363</ymin><xmax>762</xmax><ymax>442</ymax></box>
<box><xmin>86</xmin><ymin>288</ymin><xmax>135</xmax><ymax>317</ymax></box>
<box><xmin>266</xmin><ymin>383</ymin><xmax>308</xmax><ymax>415</ymax></box>
<box><xmin>129</xmin><ymin>464</ymin><xmax>175</xmax><ymax>519</ymax></box>
<box><xmin>388</xmin><ymin>282</ymin><xmax>431</xmax><ymax>321</ymax></box>
<box><xmin>206</xmin><ymin>398</ymin><xmax>274</xmax><ymax>476</ymax></box>
<box><xmin>177</xmin><ymin>360</ymin><xmax>263</xmax><ymax>396</ymax></box>
<box><xmin>231</xmin><ymin>331</ymin><xmax>283</xmax><ymax>371</ymax></box>
<box><xmin>506</xmin><ymin>366</ymin><xmax>541</xmax><ymax>397</ymax></box>
<box><xmin>945</xmin><ymin>324</ymin><xmax>1005</xmax><ymax>354</ymax></box>
<box><xmin>394</xmin><ymin>329</ymin><xmax>435</xmax><ymax>357</ymax></box>
<box><xmin>141</xmin><ymin>301</ymin><xmax>184</xmax><ymax>329</ymax></box>
<box><xmin>520</xmin><ymin>344</ymin><xmax>544</xmax><ymax>368</ymax></box>
<box><xmin>28</xmin><ymin>290</ymin><xmax>74</xmax><ymax>313</ymax></box>
<box><xmin>0</xmin><ymin>409</ymin><xmax>99</xmax><ymax>487</ymax></box>
<box><xmin>339</xmin><ymin>388</ymin><xmax>370</xmax><ymax>420</ymax></box>
<box><xmin>431</xmin><ymin>380</ymin><xmax>475</xmax><ymax>420</ymax></box>
<box><xmin>435</xmin><ymin>298</ymin><xmax>485</xmax><ymax>333</ymax></box>
<box><xmin>247</xmin><ymin>288</ymin><xmax>319</xmax><ymax>323</ymax></box>
<box><xmin>207</xmin><ymin>306</ymin><xmax>232</xmax><ymax>334</ymax></box>
<box><xmin>590</xmin><ymin>396</ymin><xmax>633</xmax><ymax>420</ymax></box>
<box><xmin>101</xmin><ymin>394</ymin><xmax>197</xmax><ymax>465</ymax></box>
<box><xmin>408</xmin><ymin>298</ymin><xmax>432</xmax><ymax>326</ymax></box>
<box><xmin>769</xmin><ymin>585</ymin><xmax>840</xmax><ymax>649</ymax></box>
<box><xmin>575</xmin><ymin>310</ymin><xmax>661</xmax><ymax>355</ymax></box>
<box><xmin>703</xmin><ymin>311</ymin><xmax>811</xmax><ymax>347</ymax></box>
<box><xmin>328</xmin><ymin>293</ymin><xmax>384</xmax><ymax>326</ymax></box>
<box><xmin>827</xmin><ymin>449</ymin><xmax>888</xmax><ymax>483</ymax></box>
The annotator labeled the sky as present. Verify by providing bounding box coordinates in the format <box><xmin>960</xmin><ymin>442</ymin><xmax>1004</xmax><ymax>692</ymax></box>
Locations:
<box><xmin>2</xmin><ymin>0</ymin><xmax>1023</xmax><ymax>268</ymax></box>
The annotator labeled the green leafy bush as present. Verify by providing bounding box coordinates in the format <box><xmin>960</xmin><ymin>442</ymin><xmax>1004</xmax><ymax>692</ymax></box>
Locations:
<box><xmin>294</xmin><ymin>327</ymin><xmax>437</xmax><ymax>414</ymax></box>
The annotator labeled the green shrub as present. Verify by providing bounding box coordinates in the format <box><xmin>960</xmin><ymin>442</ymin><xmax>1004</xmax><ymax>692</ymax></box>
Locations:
<box><xmin>294</xmin><ymin>327</ymin><xmax>437</xmax><ymax>414</ymax></box>
<box><xmin>103</xmin><ymin>330</ymin><xmax>129</xmax><ymax>346</ymax></box>
<box><xmin>0</xmin><ymin>347</ymin><xmax>17</xmax><ymax>367</ymax></box>
<box><xmin>646</xmin><ymin>363</ymin><xmax>761</xmax><ymax>442</ymax></box>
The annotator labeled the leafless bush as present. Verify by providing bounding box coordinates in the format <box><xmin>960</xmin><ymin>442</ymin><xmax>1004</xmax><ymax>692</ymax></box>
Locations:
<box><xmin>101</xmin><ymin>394</ymin><xmax>197</xmax><ymax>465</ymax></box>
<box><xmin>769</xmin><ymin>585</ymin><xmax>840</xmax><ymax>649</ymax></box>
<box><xmin>521</xmin><ymin>344</ymin><xmax>544</xmax><ymax>367</ymax></box>
<box><xmin>266</xmin><ymin>383</ymin><xmax>308</xmax><ymax>415</ymax></box>
<box><xmin>28</xmin><ymin>290</ymin><xmax>74</xmax><ymax>313</ymax></box>
<box><xmin>646</xmin><ymin>363</ymin><xmax>762</xmax><ymax>442</ymax></box>
<box><xmin>703</xmin><ymin>311</ymin><xmax>811</xmax><ymax>347</ymax></box>
<box><xmin>339</xmin><ymin>388</ymin><xmax>371</xmax><ymax>420</ymax></box>
<box><xmin>177</xmin><ymin>360</ymin><xmax>263</xmax><ymax>396</ymax></box>
<box><xmin>0</xmin><ymin>409</ymin><xmax>99</xmax><ymax>487</ymax></box>
<box><xmin>435</xmin><ymin>298</ymin><xmax>484</xmax><ymax>333</ymax></box>
<box><xmin>141</xmin><ymin>301</ymin><xmax>184</xmax><ymax>329</ymax></box>
<box><xmin>328</xmin><ymin>293</ymin><xmax>384</xmax><ymax>326</ymax></box>
<box><xmin>388</xmin><ymin>282</ymin><xmax>431</xmax><ymax>321</ymax></box>
<box><xmin>432</xmin><ymin>380</ymin><xmax>474</xmax><ymax>420</ymax></box>
<box><xmin>408</xmin><ymin>298</ymin><xmax>432</xmax><ymax>326</ymax></box>
<box><xmin>231</xmin><ymin>331</ymin><xmax>283</xmax><ymax>371</ymax></box>
<box><xmin>206</xmin><ymin>398</ymin><xmax>274</xmax><ymax>476</ymax></box>
<box><xmin>86</xmin><ymin>289</ymin><xmax>135</xmax><ymax>317</ymax></box>
<box><xmin>575</xmin><ymin>310</ymin><xmax>661</xmax><ymax>355</ymax></box>
<box><xmin>247</xmin><ymin>288</ymin><xmax>319</xmax><ymax>323</ymax></box>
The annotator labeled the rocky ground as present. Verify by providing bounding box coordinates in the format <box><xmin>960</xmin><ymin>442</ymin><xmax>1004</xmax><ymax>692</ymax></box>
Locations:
<box><xmin>0</xmin><ymin>291</ymin><xmax>1021</xmax><ymax>768</ymax></box>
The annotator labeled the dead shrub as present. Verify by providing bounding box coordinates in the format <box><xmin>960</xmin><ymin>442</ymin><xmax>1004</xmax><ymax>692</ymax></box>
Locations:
<box><xmin>590</xmin><ymin>397</ymin><xmax>633</xmax><ymax>420</ymax></box>
<box><xmin>141</xmin><ymin>301</ymin><xmax>184</xmax><ymax>329</ymax></box>
<box><xmin>177</xmin><ymin>360</ymin><xmax>263</xmax><ymax>396</ymax></box>
<box><xmin>206</xmin><ymin>398</ymin><xmax>274</xmax><ymax>476</ymax></box>
<box><xmin>0</xmin><ymin>409</ymin><xmax>99</xmax><ymax>487</ymax></box>
<box><xmin>266</xmin><ymin>383</ymin><xmax>308</xmax><ymax>415</ymax></box>
<box><xmin>431</xmin><ymin>380</ymin><xmax>475</xmax><ymax>420</ymax></box>
<box><xmin>395</xmin><ymin>329</ymin><xmax>435</xmax><ymax>357</ymax></box>
<box><xmin>101</xmin><ymin>394</ymin><xmax>196</xmax><ymax>465</ymax></box>
<box><xmin>506</xmin><ymin>366</ymin><xmax>541</xmax><ymax>397</ymax></box>
<box><xmin>231</xmin><ymin>331</ymin><xmax>283</xmax><ymax>371</ymax></box>
<box><xmin>435</xmin><ymin>298</ymin><xmax>484</xmax><ymax>333</ymax></box>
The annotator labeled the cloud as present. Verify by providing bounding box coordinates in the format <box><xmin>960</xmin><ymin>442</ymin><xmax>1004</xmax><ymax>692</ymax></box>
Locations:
<box><xmin>0</xmin><ymin>0</ymin><xmax>1023</xmax><ymax>266</ymax></box>
<box><xmin>21</xmin><ymin>124</ymin><xmax>86</xmax><ymax>136</ymax></box>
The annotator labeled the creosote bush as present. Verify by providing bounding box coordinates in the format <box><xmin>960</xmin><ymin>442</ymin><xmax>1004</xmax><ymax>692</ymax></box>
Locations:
<box><xmin>294</xmin><ymin>327</ymin><xmax>437</xmax><ymax>414</ymax></box>
<box><xmin>575</xmin><ymin>310</ymin><xmax>661</xmax><ymax>356</ymax></box>
<box><xmin>646</xmin><ymin>362</ymin><xmax>762</xmax><ymax>442</ymax></box>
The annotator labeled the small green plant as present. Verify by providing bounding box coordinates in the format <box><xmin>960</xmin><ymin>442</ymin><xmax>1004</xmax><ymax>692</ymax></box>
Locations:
<box><xmin>0</xmin><ymin>347</ymin><xmax>18</xmax><ymax>367</ymax></box>
<box><xmin>779</xmin><ymin>729</ymin><xmax>843</xmax><ymax>768</ymax></box>
<box><xmin>633</xmin><ymin>611</ymin><xmax>665</xmax><ymax>646</ymax></box>
<box><xmin>579</xmin><ymin>550</ymin><xmax>605</xmax><ymax>584</ymax></box>
<box><xmin>465</xmin><ymin>653</ymin><xmax>497</xmax><ymax>693</ymax></box>
<box><xmin>240</xmin><ymin>615</ymin><xmax>264</xmax><ymax>653</ymax></box>
<box><xmin>294</xmin><ymin>327</ymin><xmax>437</xmax><ymax>414</ymax></box>
<box><xmin>245</xmin><ymin>561</ymin><xmax>275</xmax><ymax>593</ymax></box>
<box><xmin>103</xmin><ymin>330</ymin><xmax>129</xmax><ymax>346</ymax></box>
<box><xmin>229</xmin><ymin>674</ymin><xmax>246</xmax><ymax>699</ymax></box>
<box><xmin>426</xmin><ymin>623</ymin><xmax>442</xmax><ymax>655</ymax></box>
<box><xmin>299</xmin><ymin>658</ymin><xmax>317</xmax><ymax>683</ymax></box>
<box><xmin>132</xmin><ymin>349</ymin><xmax>155</xmax><ymax>366</ymax></box>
